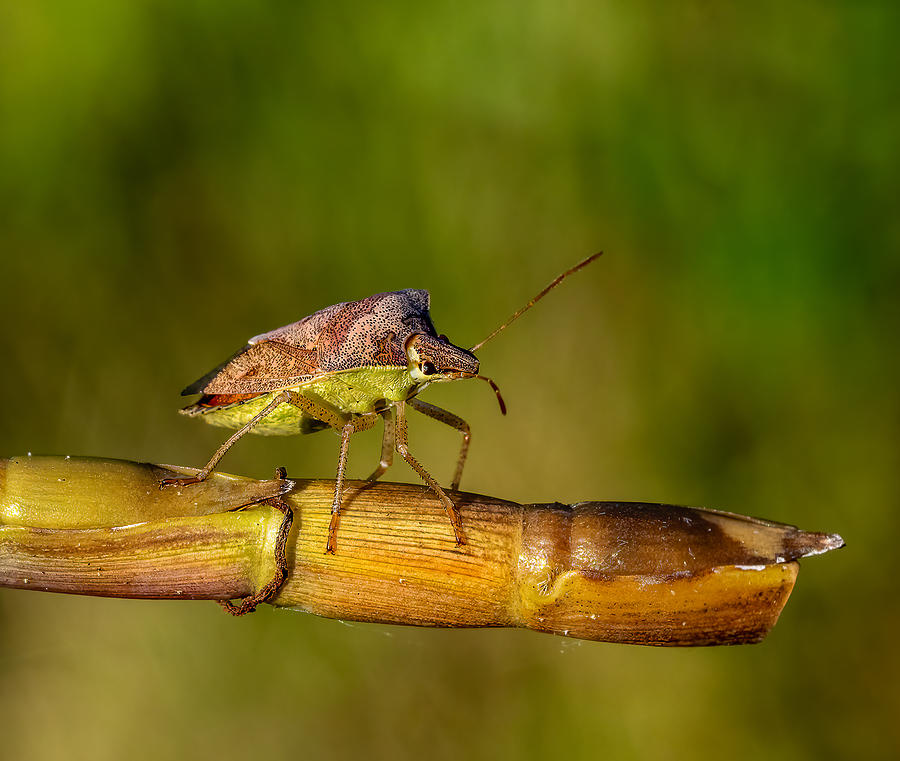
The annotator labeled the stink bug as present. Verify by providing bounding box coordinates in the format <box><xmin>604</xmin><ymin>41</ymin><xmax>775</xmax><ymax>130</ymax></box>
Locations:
<box><xmin>168</xmin><ymin>252</ymin><xmax>602</xmax><ymax>553</ymax></box>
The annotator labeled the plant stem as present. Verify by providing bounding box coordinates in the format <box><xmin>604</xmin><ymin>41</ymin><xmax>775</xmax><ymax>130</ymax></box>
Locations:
<box><xmin>0</xmin><ymin>456</ymin><xmax>843</xmax><ymax>645</ymax></box>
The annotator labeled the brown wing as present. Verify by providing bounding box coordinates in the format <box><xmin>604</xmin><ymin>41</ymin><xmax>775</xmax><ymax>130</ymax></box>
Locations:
<box><xmin>181</xmin><ymin>289</ymin><xmax>435</xmax><ymax>395</ymax></box>
<box><xmin>247</xmin><ymin>300</ymin><xmax>351</xmax><ymax>347</ymax></box>
<box><xmin>181</xmin><ymin>341</ymin><xmax>321</xmax><ymax>395</ymax></box>
<box><xmin>181</xmin><ymin>300</ymin><xmax>354</xmax><ymax>396</ymax></box>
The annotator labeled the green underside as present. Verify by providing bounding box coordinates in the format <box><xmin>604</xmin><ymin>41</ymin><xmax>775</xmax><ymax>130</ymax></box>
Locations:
<box><xmin>196</xmin><ymin>366</ymin><xmax>418</xmax><ymax>436</ymax></box>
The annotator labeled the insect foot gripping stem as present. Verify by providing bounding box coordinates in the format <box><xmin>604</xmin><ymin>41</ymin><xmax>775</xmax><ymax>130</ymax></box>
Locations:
<box><xmin>396</xmin><ymin>441</ymin><xmax>466</xmax><ymax>547</ymax></box>
<box><xmin>219</xmin><ymin>468</ymin><xmax>295</xmax><ymax>616</ymax></box>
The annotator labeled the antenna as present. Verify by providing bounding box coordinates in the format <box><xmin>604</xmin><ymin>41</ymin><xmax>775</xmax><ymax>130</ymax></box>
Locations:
<box><xmin>469</xmin><ymin>251</ymin><xmax>603</xmax><ymax>352</ymax></box>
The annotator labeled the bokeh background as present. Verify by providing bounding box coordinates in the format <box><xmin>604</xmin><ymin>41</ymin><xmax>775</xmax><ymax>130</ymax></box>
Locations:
<box><xmin>1</xmin><ymin>2</ymin><xmax>896</xmax><ymax>759</ymax></box>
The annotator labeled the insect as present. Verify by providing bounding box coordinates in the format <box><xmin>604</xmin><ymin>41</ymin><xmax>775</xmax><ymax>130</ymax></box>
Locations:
<box><xmin>167</xmin><ymin>252</ymin><xmax>602</xmax><ymax>553</ymax></box>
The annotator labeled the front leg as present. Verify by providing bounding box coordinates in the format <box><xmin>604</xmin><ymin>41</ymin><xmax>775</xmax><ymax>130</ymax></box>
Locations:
<box><xmin>394</xmin><ymin>400</ymin><xmax>466</xmax><ymax>546</ymax></box>
<box><xmin>407</xmin><ymin>398</ymin><xmax>470</xmax><ymax>491</ymax></box>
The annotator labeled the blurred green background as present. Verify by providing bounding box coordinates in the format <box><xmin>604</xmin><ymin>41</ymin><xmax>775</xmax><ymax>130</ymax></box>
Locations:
<box><xmin>1</xmin><ymin>1</ymin><xmax>896</xmax><ymax>759</ymax></box>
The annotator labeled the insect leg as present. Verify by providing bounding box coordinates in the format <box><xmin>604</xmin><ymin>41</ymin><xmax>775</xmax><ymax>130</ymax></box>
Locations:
<box><xmin>220</xmin><ymin>471</ymin><xmax>294</xmax><ymax>616</ymax></box>
<box><xmin>162</xmin><ymin>390</ymin><xmax>294</xmax><ymax>487</ymax></box>
<box><xmin>272</xmin><ymin>390</ymin><xmax>372</xmax><ymax>553</ymax></box>
<box><xmin>326</xmin><ymin>412</ymin><xmax>380</xmax><ymax>554</ymax></box>
<box><xmin>282</xmin><ymin>389</ymin><xmax>346</xmax><ymax>428</ymax></box>
<box><xmin>394</xmin><ymin>400</ymin><xmax>466</xmax><ymax>546</ymax></box>
<box><xmin>407</xmin><ymin>398</ymin><xmax>470</xmax><ymax>491</ymax></box>
<box><xmin>366</xmin><ymin>408</ymin><xmax>395</xmax><ymax>482</ymax></box>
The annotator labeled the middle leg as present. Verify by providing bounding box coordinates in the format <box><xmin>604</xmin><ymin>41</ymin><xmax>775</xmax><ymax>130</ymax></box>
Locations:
<box><xmin>279</xmin><ymin>391</ymin><xmax>380</xmax><ymax>554</ymax></box>
<box><xmin>407</xmin><ymin>398</ymin><xmax>471</xmax><ymax>491</ymax></box>
<box><xmin>326</xmin><ymin>412</ymin><xmax>380</xmax><ymax>554</ymax></box>
<box><xmin>366</xmin><ymin>407</ymin><xmax>395</xmax><ymax>482</ymax></box>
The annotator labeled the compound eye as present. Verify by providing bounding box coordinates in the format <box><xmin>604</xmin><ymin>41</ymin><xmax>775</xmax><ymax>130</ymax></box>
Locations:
<box><xmin>421</xmin><ymin>360</ymin><xmax>438</xmax><ymax>376</ymax></box>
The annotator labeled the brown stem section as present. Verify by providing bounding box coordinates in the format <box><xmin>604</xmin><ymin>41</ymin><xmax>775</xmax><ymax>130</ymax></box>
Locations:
<box><xmin>1</xmin><ymin>517</ymin><xmax>256</xmax><ymax>600</ymax></box>
<box><xmin>0</xmin><ymin>456</ymin><xmax>843</xmax><ymax>646</ymax></box>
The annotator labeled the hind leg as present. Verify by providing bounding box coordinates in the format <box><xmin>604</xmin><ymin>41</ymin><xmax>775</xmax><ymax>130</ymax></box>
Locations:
<box><xmin>162</xmin><ymin>390</ymin><xmax>295</xmax><ymax>488</ymax></box>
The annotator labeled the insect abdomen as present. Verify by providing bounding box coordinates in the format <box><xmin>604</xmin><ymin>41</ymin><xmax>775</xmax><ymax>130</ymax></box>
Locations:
<box><xmin>181</xmin><ymin>391</ymin><xmax>327</xmax><ymax>436</ymax></box>
<box><xmin>179</xmin><ymin>368</ymin><xmax>415</xmax><ymax>436</ymax></box>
